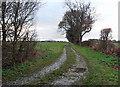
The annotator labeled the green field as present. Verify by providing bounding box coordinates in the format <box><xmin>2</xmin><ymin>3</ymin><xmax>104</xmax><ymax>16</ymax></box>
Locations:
<box><xmin>2</xmin><ymin>42</ymin><xmax>67</xmax><ymax>83</ymax></box>
<box><xmin>114</xmin><ymin>43</ymin><xmax>120</xmax><ymax>47</ymax></box>
<box><xmin>71</xmin><ymin>43</ymin><xmax>118</xmax><ymax>85</ymax></box>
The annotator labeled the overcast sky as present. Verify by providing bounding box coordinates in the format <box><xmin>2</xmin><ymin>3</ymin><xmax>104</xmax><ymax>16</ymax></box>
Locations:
<box><xmin>33</xmin><ymin>0</ymin><xmax>119</xmax><ymax>41</ymax></box>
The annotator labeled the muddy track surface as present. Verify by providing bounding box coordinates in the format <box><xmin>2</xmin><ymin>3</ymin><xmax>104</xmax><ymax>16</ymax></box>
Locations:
<box><xmin>4</xmin><ymin>47</ymin><xmax>67</xmax><ymax>85</ymax></box>
<box><xmin>51</xmin><ymin>47</ymin><xmax>88</xmax><ymax>85</ymax></box>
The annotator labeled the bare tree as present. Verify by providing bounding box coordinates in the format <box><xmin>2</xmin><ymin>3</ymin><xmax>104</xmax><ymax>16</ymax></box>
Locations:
<box><xmin>0</xmin><ymin>1</ymin><xmax>42</xmax><ymax>66</ymax></box>
<box><xmin>100</xmin><ymin>28</ymin><xmax>112</xmax><ymax>51</ymax></box>
<box><xmin>58</xmin><ymin>0</ymin><xmax>96</xmax><ymax>45</ymax></box>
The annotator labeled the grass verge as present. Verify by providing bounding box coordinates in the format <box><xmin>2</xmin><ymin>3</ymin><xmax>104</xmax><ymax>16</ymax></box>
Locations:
<box><xmin>27</xmin><ymin>44</ymin><xmax>76</xmax><ymax>85</ymax></box>
<box><xmin>114</xmin><ymin>43</ymin><xmax>120</xmax><ymax>47</ymax></box>
<box><xmin>71</xmin><ymin>43</ymin><xmax>118</xmax><ymax>85</ymax></box>
<box><xmin>2</xmin><ymin>42</ymin><xmax>67</xmax><ymax>83</ymax></box>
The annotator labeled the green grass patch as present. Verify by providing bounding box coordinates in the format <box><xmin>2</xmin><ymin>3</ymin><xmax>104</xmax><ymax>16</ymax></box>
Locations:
<box><xmin>27</xmin><ymin>44</ymin><xmax>76</xmax><ymax>85</ymax></box>
<box><xmin>114</xmin><ymin>43</ymin><xmax>120</xmax><ymax>47</ymax></box>
<box><xmin>71</xmin><ymin>43</ymin><xmax>118</xmax><ymax>85</ymax></box>
<box><xmin>2</xmin><ymin>42</ymin><xmax>67</xmax><ymax>83</ymax></box>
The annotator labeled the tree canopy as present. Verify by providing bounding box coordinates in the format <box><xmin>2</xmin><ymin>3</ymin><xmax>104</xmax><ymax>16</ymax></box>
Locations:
<box><xmin>58</xmin><ymin>0</ymin><xmax>96</xmax><ymax>45</ymax></box>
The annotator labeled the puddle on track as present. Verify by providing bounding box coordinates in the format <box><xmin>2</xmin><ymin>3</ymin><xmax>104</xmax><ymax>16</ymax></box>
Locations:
<box><xmin>4</xmin><ymin>47</ymin><xmax>67</xmax><ymax>85</ymax></box>
<box><xmin>51</xmin><ymin>47</ymin><xmax>88</xmax><ymax>85</ymax></box>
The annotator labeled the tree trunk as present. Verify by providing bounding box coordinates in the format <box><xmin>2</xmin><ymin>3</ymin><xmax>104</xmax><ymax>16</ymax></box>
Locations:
<box><xmin>2</xmin><ymin>2</ymin><xmax>7</xmax><ymax>63</ymax></box>
<box><xmin>2</xmin><ymin>2</ymin><xmax>6</xmax><ymax>42</ymax></box>
<box><xmin>79</xmin><ymin>35</ymin><xmax>83</xmax><ymax>46</ymax></box>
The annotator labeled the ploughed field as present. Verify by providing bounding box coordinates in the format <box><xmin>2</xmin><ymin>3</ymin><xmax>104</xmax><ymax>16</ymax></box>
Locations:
<box><xmin>2</xmin><ymin>42</ymin><xmax>118</xmax><ymax>85</ymax></box>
